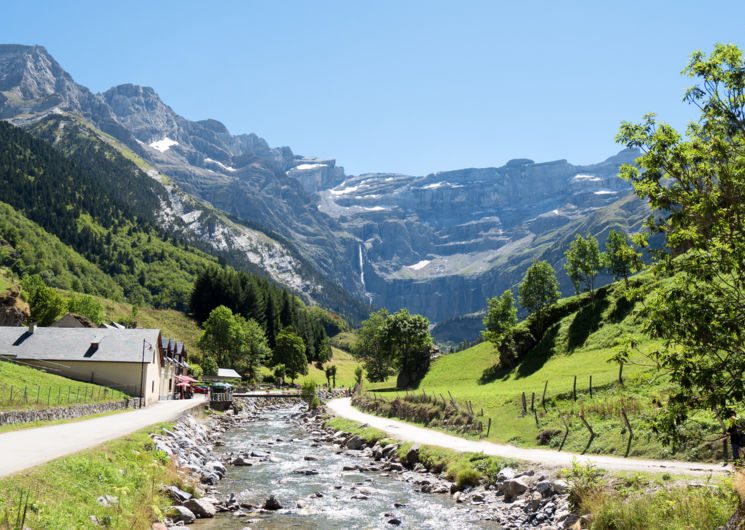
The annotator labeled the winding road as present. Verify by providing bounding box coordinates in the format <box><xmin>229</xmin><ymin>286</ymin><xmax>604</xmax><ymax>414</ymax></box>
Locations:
<box><xmin>0</xmin><ymin>397</ymin><xmax>207</xmax><ymax>477</ymax></box>
<box><xmin>327</xmin><ymin>397</ymin><xmax>728</xmax><ymax>477</ymax></box>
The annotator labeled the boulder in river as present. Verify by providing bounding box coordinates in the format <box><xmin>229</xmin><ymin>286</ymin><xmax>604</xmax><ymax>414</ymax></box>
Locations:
<box><xmin>263</xmin><ymin>495</ymin><xmax>282</xmax><ymax>510</ymax></box>
<box><xmin>184</xmin><ymin>498</ymin><xmax>217</xmax><ymax>518</ymax></box>
<box><xmin>169</xmin><ymin>505</ymin><xmax>196</xmax><ymax>523</ymax></box>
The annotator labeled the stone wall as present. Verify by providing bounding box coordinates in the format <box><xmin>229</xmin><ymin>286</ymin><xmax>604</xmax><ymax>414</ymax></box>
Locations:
<box><xmin>0</xmin><ymin>398</ymin><xmax>143</xmax><ymax>425</ymax></box>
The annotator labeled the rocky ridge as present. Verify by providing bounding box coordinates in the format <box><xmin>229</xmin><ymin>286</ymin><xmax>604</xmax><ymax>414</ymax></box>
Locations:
<box><xmin>1</xmin><ymin>44</ymin><xmax>649</xmax><ymax>330</ymax></box>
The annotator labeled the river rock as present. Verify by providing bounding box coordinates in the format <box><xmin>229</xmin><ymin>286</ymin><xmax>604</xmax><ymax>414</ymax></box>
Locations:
<box><xmin>232</xmin><ymin>456</ymin><xmax>253</xmax><ymax>466</ymax></box>
<box><xmin>502</xmin><ymin>478</ymin><xmax>529</xmax><ymax>501</ymax></box>
<box><xmin>551</xmin><ymin>479</ymin><xmax>569</xmax><ymax>494</ymax></box>
<box><xmin>345</xmin><ymin>435</ymin><xmax>365</xmax><ymax>450</ymax></box>
<box><xmin>169</xmin><ymin>505</ymin><xmax>196</xmax><ymax>523</ymax></box>
<box><xmin>184</xmin><ymin>498</ymin><xmax>216</xmax><ymax>518</ymax></box>
<box><xmin>293</xmin><ymin>468</ymin><xmax>319</xmax><ymax>475</ymax></box>
<box><xmin>388</xmin><ymin>517</ymin><xmax>402</xmax><ymax>525</ymax></box>
<box><xmin>164</xmin><ymin>485</ymin><xmax>192</xmax><ymax>502</ymax></box>
<box><xmin>404</xmin><ymin>444</ymin><xmax>420</xmax><ymax>467</ymax></box>
<box><xmin>263</xmin><ymin>496</ymin><xmax>282</xmax><ymax>510</ymax></box>
<box><xmin>535</xmin><ymin>480</ymin><xmax>552</xmax><ymax>495</ymax></box>
<box><xmin>201</xmin><ymin>471</ymin><xmax>220</xmax><ymax>485</ymax></box>
<box><xmin>497</xmin><ymin>467</ymin><xmax>517</xmax><ymax>481</ymax></box>
<box><xmin>206</xmin><ymin>461</ymin><xmax>227</xmax><ymax>477</ymax></box>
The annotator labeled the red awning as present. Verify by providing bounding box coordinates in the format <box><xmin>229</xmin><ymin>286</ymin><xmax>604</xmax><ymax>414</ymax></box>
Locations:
<box><xmin>175</xmin><ymin>375</ymin><xmax>198</xmax><ymax>383</ymax></box>
<box><xmin>176</xmin><ymin>382</ymin><xmax>191</xmax><ymax>387</ymax></box>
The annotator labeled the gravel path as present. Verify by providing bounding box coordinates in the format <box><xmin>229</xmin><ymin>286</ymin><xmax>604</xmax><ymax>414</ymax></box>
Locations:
<box><xmin>327</xmin><ymin>397</ymin><xmax>728</xmax><ymax>477</ymax></box>
<box><xmin>0</xmin><ymin>396</ymin><xmax>207</xmax><ymax>477</ymax></box>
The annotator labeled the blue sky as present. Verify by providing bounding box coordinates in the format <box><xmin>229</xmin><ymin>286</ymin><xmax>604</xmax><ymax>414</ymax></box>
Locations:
<box><xmin>3</xmin><ymin>1</ymin><xmax>744</xmax><ymax>175</ymax></box>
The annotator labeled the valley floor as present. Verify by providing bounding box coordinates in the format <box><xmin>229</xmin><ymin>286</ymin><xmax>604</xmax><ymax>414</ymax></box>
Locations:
<box><xmin>327</xmin><ymin>397</ymin><xmax>728</xmax><ymax>477</ymax></box>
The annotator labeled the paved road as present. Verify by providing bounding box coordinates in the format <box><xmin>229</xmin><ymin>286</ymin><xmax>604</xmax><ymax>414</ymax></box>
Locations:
<box><xmin>0</xmin><ymin>397</ymin><xmax>207</xmax><ymax>477</ymax></box>
<box><xmin>327</xmin><ymin>398</ymin><xmax>728</xmax><ymax>477</ymax></box>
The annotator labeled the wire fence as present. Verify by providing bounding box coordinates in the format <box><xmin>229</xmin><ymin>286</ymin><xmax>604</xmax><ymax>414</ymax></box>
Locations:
<box><xmin>0</xmin><ymin>383</ymin><xmax>136</xmax><ymax>410</ymax></box>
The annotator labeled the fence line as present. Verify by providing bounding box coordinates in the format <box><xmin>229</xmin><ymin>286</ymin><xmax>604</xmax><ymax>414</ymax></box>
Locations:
<box><xmin>0</xmin><ymin>383</ymin><xmax>135</xmax><ymax>409</ymax></box>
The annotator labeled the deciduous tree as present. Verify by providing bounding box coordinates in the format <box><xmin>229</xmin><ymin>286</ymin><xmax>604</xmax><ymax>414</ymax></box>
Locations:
<box><xmin>616</xmin><ymin>43</ymin><xmax>745</xmax><ymax>445</ymax></box>
<box><xmin>564</xmin><ymin>234</ymin><xmax>603</xmax><ymax>296</ymax></box>
<box><xmin>604</xmin><ymin>230</ymin><xmax>643</xmax><ymax>288</ymax></box>
<box><xmin>482</xmin><ymin>290</ymin><xmax>517</xmax><ymax>347</ymax></box>
<box><xmin>273</xmin><ymin>327</ymin><xmax>307</xmax><ymax>383</ymax></box>
<box><xmin>518</xmin><ymin>260</ymin><xmax>560</xmax><ymax>316</ymax></box>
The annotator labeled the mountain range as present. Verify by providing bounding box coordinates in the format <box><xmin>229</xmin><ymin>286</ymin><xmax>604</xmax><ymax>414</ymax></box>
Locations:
<box><xmin>0</xmin><ymin>44</ymin><xmax>647</xmax><ymax>339</ymax></box>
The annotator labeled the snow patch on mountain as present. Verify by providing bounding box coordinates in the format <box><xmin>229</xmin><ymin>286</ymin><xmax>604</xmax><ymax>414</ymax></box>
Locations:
<box><xmin>149</xmin><ymin>137</ymin><xmax>178</xmax><ymax>152</ymax></box>
<box><xmin>204</xmin><ymin>157</ymin><xmax>237</xmax><ymax>172</ymax></box>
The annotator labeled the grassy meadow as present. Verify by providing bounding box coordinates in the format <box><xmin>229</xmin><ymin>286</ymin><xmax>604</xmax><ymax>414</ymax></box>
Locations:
<box><xmin>364</xmin><ymin>278</ymin><xmax>725</xmax><ymax>462</ymax></box>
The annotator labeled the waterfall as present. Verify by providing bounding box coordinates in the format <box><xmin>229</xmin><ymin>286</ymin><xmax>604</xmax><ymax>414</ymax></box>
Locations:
<box><xmin>358</xmin><ymin>244</ymin><xmax>365</xmax><ymax>288</ymax></box>
<box><xmin>358</xmin><ymin>244</ymin><xmax>373</xmax><ymax>304</ymax></box>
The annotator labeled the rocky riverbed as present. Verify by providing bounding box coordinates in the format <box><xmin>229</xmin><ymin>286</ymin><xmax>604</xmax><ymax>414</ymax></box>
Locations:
<box><xmin>152</xmin><ymin>397</ymin><xmax>580</xmax><ymax>529</ymax></box>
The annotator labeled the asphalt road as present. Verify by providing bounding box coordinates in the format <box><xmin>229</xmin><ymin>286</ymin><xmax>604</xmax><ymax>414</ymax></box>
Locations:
<box><xmin>0</xmin><ymin>396</ymin><xmax>207</xmax><ymax>477</ymax></box>
<box><xmin>327</xmin><ymin>397</ymin><xmax>728</xmax><ymax>477</ymax></box>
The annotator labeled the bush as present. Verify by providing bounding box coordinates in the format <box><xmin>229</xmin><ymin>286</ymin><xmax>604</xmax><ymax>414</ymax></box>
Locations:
<box><xmin>300</xmin><ymin>380</ymin><xmax>317</xmax><ymax>405</ymax></box>
<box><xmin>455</xmin><ymin>467</ymin><xmax>482</xmax><ymax>488</ymax></box>
<box><xmin>564</xmin><ymin>459</ymin><xmax>604</xmax><ymax>509</ymax></box>
<box><xmin>309</xmin><ymin>396</ymin><xmax>320</xmax><ymax>410</ymax></box>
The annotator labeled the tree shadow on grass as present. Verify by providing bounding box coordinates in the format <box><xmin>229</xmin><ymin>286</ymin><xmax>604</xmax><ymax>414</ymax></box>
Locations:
<box><xmin>608</xmin><ymin>293</ymin><xmax>636</xmax><ymax>323</ymax></box>
<box><xmin>566</xmin><ymin>296</ymin><xmax>610</xmax><ymax>352</ymax></box>
<box><xmin>515</xmin><ymin>323</ymin><xmax>561</xmax><ymax>379</ymax></box>
<box><xmin>478</xmin><ymin>363</ymin><xmax>512</xmax><ymax>384</ymax></box>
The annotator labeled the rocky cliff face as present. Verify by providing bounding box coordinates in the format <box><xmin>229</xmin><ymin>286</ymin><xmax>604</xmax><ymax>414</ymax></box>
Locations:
<box><xmin>320</xmin><ymin>151</ymin><xmax>643</xmax><ymax>321</ymax></box>
<box><xmin>0</xmin><ymin>44</ymin><xmax>648</xmax><ymax>329</ymax></box>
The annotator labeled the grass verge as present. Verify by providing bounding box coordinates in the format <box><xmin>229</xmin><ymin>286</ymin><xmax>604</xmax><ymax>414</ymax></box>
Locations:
<box><xmin>0</xmin><ymin>422</ymin><xmax>193</xmax><ymax>529</ymax></box>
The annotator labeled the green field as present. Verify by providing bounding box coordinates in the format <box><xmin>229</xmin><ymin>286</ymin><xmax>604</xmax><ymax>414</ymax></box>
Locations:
<box><xmin>365</xmin><ymin>278</ymin><xmax>723</xmax><ymax>462</ymax></box>
<box><xmin>302</xmin><ymin>347</ymin><xmax>364</xmax><ymax>389</ymax></box>
<box><xmin>0</xmin><ymin>359</ymin><xmax>131</xmax><ymax>412</ymax></box>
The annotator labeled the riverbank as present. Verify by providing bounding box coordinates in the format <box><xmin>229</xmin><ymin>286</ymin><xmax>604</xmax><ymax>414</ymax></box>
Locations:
<box><xmin>152</xmin><ymin>396</ymin><xmax>738</xmax><ymax>529</ymax></box>
<box><xmin>156</xmin><ymin>397</ymin><xmax>574</xmax><ymax>528</ymax></box>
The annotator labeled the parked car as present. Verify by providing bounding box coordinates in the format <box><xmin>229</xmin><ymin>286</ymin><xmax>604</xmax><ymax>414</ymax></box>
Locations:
<box><xmin>193</xmin><ymin>384</ymin><xmax>209</xmax><ymax>394</ymax></box>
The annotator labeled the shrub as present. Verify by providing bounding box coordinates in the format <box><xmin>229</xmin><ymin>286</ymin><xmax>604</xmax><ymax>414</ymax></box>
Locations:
<box><xmin>300</xmin><ymin>380</ymin><xmax>317</xmax><ymax>405</ymax></box>
<box><xmin>455</xmin><ymin>467</ymin><xmax>482</xmax><ymax>488</ymax></box>
<box><xmin>564</xmin><ymin>458</ymin><xmax>604</xmax><ymax>509</ymax></box>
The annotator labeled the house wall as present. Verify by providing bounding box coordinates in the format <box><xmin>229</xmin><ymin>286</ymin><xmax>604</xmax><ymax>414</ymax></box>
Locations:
<box><xmin>22</xmin><ymin>360</ymin><xmax>161</xmax><ymax>405</ymax></box>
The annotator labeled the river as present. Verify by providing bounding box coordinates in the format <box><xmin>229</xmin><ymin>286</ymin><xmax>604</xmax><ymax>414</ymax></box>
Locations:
<box><xmin>191</xmin><ymin>403</ymin><xmax>500</xmax><ymax>529</ymax></box>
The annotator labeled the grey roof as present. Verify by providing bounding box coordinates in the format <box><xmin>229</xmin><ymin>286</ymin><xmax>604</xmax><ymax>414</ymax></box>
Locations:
<box><xmin>217</xmin><ymin>368</ymin><xmax>241</xmax><ymax>379</ymax></box>
<box><xmin>0</xmin><ymin>326</ymin><xmax>161</xmax><ymax>364</ymax></box>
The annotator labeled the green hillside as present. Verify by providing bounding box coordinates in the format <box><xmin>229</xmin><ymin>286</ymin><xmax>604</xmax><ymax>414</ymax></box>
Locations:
<box><xmin>367</xmin><ymin>275</ymin><xmax>723</xmax><ymax>462</ymax></box>
<box><xmin>0</xmin><ymin>358</ymin><xmax>129</xmax><ymax>413</ymax></box>
<box><xmin>0</xmin><ymin>201</ymin><xmax>122</xmax><ymax>297</ymax></box>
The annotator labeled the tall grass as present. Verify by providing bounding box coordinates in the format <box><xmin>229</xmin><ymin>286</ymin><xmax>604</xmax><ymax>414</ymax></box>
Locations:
<box><xmin>0</xmin><ymin>424</ymin><xmax>187</xmax><ymax>528</ymax></box>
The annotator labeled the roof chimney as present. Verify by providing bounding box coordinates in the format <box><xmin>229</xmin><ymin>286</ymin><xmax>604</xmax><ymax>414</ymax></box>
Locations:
<box><xmin>29</xmin><ymin>322</ymin><xmax>37</xmax><ymax>334</ymax></box>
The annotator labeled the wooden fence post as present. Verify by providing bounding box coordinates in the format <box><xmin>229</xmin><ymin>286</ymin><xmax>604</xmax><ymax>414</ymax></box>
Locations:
<box><xmin>589</xmin><ymin>375</ymin><xmax>593</xmax><ymax>398</ymax></box>
<box><xmin>573</xmin><ymin>376</ymin><xmax>577</xmax><ymax>401</ymax></box>
<box><xmin>521</xmin><ymin>392</ymin><xmax>527</xmax><ymax>416</ymax></box>
<box><xmin>622</xmin><ymin>408</ymin><xmax>633</xmax><ymax>457</ymax></box>
<box><xmin>486</xmin><ymin>417</ymin><xmax>492</xmax><ymax>437</ymax></box>
<box><xmin>542</xmin><ymin>380</ymin><xmax>548</xmax><ymax>411</ymax></box>
<box><xmin>9</xmin><ymin>385</ymin><xmax>12</xmax><ymax>404</ymax></box>
<box><xmin>580</xmin><ymin>412</ymin><xmax>595</xmax><ymax>438</ymax></box>
<box><xmin>559</xmin><ymin>414</ymin><xmax>570</xmax><ymax>451</ymax></box>
<box><xmin>448</xmin><ymin>391</ymin><xmax>458</xmax><ymax>410</ymax></box>
<box><xmin>530</xmin><ymin>392</ymin><xmax>535</xmax><ymax>412</ymax></box>
<box><xmin>534</xmin><ymin>408</ymin><xmax>539</xmax><ymax>428</ymax></box>
<box><xmin>619</xmin><ymin>362</ymin><xmax>624</xmax><ymax>386</ymax></box>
